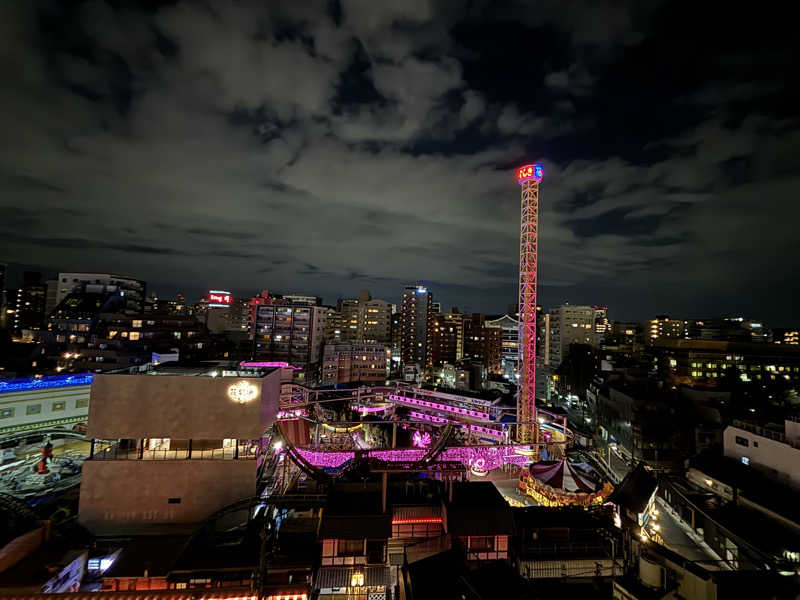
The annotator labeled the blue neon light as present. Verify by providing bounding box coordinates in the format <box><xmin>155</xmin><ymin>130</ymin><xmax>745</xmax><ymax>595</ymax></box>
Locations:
<box><xmin>534</xmin><ymin>165</ymin><xmax>543</xmax><ymax>178</ymax></box>
<box><xmin>0</xmin><ymin>373</ymin><xmax>94</xmax><ymax>394</ymax></box>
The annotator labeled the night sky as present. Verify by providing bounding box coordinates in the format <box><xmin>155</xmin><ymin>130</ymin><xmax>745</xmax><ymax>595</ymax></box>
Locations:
<box><xmin>2</xmin><ymin>1</ymin><xmax>799</xmax><ymax>324</ymax></box>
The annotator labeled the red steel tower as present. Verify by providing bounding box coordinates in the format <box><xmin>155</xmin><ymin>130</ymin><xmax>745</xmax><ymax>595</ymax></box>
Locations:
<box><xmin>516</xmin><ymin>164</ymin><xmax>543</xmax><ymax>443</ymax></box>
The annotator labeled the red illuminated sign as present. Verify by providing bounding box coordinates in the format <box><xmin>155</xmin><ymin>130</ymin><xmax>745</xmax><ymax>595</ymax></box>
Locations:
<box><xmin>208</xmin><ymin>290</ymin><xmax>233</xmax><ymax>306</ymax></box>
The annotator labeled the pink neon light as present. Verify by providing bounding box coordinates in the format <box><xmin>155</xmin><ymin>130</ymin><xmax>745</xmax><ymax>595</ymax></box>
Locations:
<box><xmin>296</xmin><ymin>446</ymin><xmax>529</xmax><ymax>471</ymax></box>
<box><xmin>240</xmin><ymin>361</ymin><xmax>302</xmax><ymax>370</ymax></box>
<box><xmin>412</xmin><ymin>431</ymin><xmax>432</xmax><ymax>448</ymax></box>
<box><xmin>408</xmin><ymin>411</ymin><xmax>503</xmax><ymax>438</ymax></box>
<box><xmin>277</xmin><ymin>408</ymin><xmax>307</xmax><ymax>420</ymax></box>
<box><xmin>388</xmin><ymin>394</ymin><xmax>489</xmax><ymax>420</ymax></box>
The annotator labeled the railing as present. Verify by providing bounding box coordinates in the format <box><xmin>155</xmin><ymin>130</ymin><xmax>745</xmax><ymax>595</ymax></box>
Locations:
<box><xmin>90</xmin><ymin>439</ymin><xmax>259</xmax><ymax>461</ymax></box>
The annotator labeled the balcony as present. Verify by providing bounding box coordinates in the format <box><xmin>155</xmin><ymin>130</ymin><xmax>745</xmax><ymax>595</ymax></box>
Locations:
<box><xmin>89</xmin><ymin>438</ymin><xmax>262</xmax><ymax>460</ymax></box>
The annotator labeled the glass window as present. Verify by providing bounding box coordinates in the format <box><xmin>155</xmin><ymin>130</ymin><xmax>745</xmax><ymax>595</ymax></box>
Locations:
<box><xmin>338</xmin><ymin>539</ymin><xmax>364</xmax><ymax>556</ymax></box>
<box><xmin>470</xmin><ymin>536</ymin><xmax>495</xmax><ymax>552</ymax></box>
<box><xmin>735</xmin><ymin>436</ymin><xmax>749</xmax><ymax>447</ymax></box>
<box><xmin>1</xmin><ymin>408</ymin><xmax>16</xmax><ymax>418</ymax></box>
<box><xmin>76</xmin><ymin>398</ymin><xmax>89</xmax><ymax>409</ymax></box>
<box><xmin>129</xmin><ymin>332</ymin><xmax>140</xmax><ymax>341</ymax></box>
<box><xmin>26</xmin><ymin>404</ymin><xmax>41</xmax><ymax>415</ymax></box>
<box><xmin>52</xmin><ymin>401</ymin><xmax>66</xmax><ymax>412</ymax></box>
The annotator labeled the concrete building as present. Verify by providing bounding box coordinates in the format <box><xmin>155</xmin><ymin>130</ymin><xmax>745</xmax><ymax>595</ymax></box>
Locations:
<box><xmin>462</xmin><ymin>314</ymin><xmax>502</xmax><ymax>377</ymax></box>
<box><xmin>546</xmin><ymin>305</ymin><xmax>595</xmax><ymax>369</ymax></box>
<box><xmin>337</xmin><ymin>290</ymin><xmax>392</xmax><ymax>344</ymax></box>
<box><xmin>647</xmin><ymin>315</ymin><xmax>685</xmax><ymax>343</ymax></box>
<box><xmin>399</xmin><ymin>285</ymin><xmax>433</xmax><ymax>368</ymax></box>
<box><xmin>773</xmin><ymin>328</ymin><xmax>799</xmax><ymax>345</ymax></box>
<box><xmin>13</xmin><ymin>272</ymin><xmax>47</xmax><ymax>336</ymax></box>
<box><xmin>324</xmin><ymin>306</ymin><xmax>343</xmax><ymax>344</ymax></box>
<box><xmin>430</xmin><ymin>313</ymin><xmax>464</xmax><ymax>367</ymax></box>
<box><xmin>0</xmin><ymin>374</ymin><xmax>91</xmax><ymax>435</ymax></box>
<box><xmin>723</xmin><ymin>418</ymin><xmax>800</xmax><ymax>487</ymax></box>
<box><xmin>78</xmin><ymin>363</ymin><xmax>281</xmax><ymax>533</ymax></box>
<box><xmin>55</xmin><ymin>273</ymin><xmax>146</xmax><ymax>314</ymax></box>
<box><xmin>252</xmin><ymin>302</ymin><xmax>327</xmax><ymax>372</ymax></box>
<box><xmin>652</xmin><ymin>338</ymin><xmax>800</xmax><ymax>388</ymax></box>
<box><xmin>0</xmin><ymin>262</ymin><xmax>6</xmax><ymax>330</ymax></box>
<box><xmin>485</xmin><ymin>314</ymin><xmax>518</xmax><ymax>381</ymax></box>
<box><xmin>593</xmin><ymin>305</ymin><xmax>610</xmax><ymax>346</ymax></box>
<box><xmin>321</xmin><ymin>343</ymin><xmax>388</xmax><ymax>385</ymax></box>
<box><xmin>283</xmin><ymin>293</ymin><xmax>322</xmax><ymax>306</ymax></box>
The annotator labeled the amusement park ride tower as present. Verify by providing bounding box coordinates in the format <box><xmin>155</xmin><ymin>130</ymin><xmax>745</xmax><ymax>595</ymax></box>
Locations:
<box><xmin>516</xmin><ymin>164</ymin><xmax>544</xmax><ymax>445</ymax></box>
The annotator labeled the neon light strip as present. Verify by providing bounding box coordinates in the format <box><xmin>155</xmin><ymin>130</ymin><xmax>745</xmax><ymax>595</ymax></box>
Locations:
<box><xmin>0</xmin><ymin>373</ymin><xmax>93</xmax><ymax>394</ymax></box>
<box><xmin>392</xmin><ymin>518</ymin><xmax>443</xmax><ymax>525</ymax></box>
<box><xmin>240</xmin><ymin>361</ymin><xmax>302</xmax><ymax>370</ymax></box>
<box><xmin>409</xmin><ymin>411</ymin><xmax>503</xmax><ymax>438</ymax></box>
<box><xmin>355</xmin><ymin>404</ymin><xmax>390</xmax><ymax>414</ymax></box>
<box><xmin>295</xmin><ymin>445</ymin><xmax>530</xmax><ymax>471</ymax></box>
<box><xmin>277</xmin><ymin>409</ymin><xmax>308</xmax><ymax>420</ymax></box>
<box><xmin>388</xmin><ymin>394</ymin><xmax>490</xmax><ymax>420</ymax></box>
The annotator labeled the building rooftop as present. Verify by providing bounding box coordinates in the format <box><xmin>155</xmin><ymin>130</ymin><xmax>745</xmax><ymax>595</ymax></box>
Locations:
<box><xmin>101</xmin><ymin>535</ymin><xmax>191</xmax><ymax>578</ymax></box>
<box><xmin>654</xmin><ymin>338</ymin><xmax>800</xmax><ymax>355</ymax></box>
<box><xmin>691</xmin><ymin>454</ymin><xmax>800</xmax><ymax>525</ymax></box>
<box><xmin>111</xmin><ymin>361</ymin><xmax>277</xmax><ymax>378</ymax></box>
<box><xmin>608</xmin><ymin>463</ymin><xmax>657</xmax><ymax>515</ymax></box>
<box><xmin>445</xmin><ymin>481</ymin><xmax>514</xmax><ymax>536</ymax></box>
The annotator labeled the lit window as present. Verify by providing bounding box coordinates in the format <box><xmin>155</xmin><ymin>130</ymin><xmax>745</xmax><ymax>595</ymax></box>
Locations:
<box><xmin>129</xmin><ymin>332</ymin><xmax>140</xmax><ymax>341</ymax></box>
<box><xmin>132</xmin><ymin>320</ymin><xmax>142</xmax><ymax>328</ymax></box>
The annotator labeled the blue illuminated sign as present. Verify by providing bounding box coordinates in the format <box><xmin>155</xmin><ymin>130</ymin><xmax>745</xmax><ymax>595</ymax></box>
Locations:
<box><xmin>0</xmin><ymin>373</ymin><xmax>94</xmax><ymax>394</ymax></box>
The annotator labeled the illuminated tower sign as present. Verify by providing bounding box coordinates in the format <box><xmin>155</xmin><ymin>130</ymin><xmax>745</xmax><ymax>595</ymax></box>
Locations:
<box><xmin>516</xmin><ymin>164</ymin><xmax>543</xmax><ymax>444</ymax></box>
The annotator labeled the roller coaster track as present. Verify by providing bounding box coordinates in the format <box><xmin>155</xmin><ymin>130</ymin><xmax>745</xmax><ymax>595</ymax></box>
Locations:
<box><xmin>272</xmin><ymin>421</ymin><xmax>334</xmax><ymax>483</ymax></box>
<box><xmin>419</xmin><ymin>424</ymin><xmax>454</xmax><ymax>463</ymax></box>
<box><xmin>273</xmin><ymin>420</ymin><xmax>458</xmax><ymax>484</ymax></box>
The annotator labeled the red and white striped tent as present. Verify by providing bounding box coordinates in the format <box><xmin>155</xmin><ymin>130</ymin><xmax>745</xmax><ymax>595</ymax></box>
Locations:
<box><xmin>528</xmin><ymin>459</ymin><xmax>598</xmax><ymax>493</ymax></box>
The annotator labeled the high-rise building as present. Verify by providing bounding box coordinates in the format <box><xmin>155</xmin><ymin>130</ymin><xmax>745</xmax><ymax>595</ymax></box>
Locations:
<box><xmin>462</xmin><ymin>314</ymin><xmax>503</xmax><ymax>377</ymax></box>
<box><xmin>593</xmin><ymin>305</ymin><xmax>610</xmax><ymax>346</ymax></box>
<box><xmin>324</xmin><ymin>307</ymin><xmax>343</xmax><ymax>344</ymax></box>
<box><xmin>0</xmin><ymin>262</ymin><xmax>7</xmax><ymax>330</ymax></box>
<box><xmin>44</xmin><ymin>279</ymin><xmax>59</xmax><ymax>316</ymax></box>
<box><xmin>321</xmin><ymin>343</ymin><xmax>388</xmax><ymax>385</ymax></box>
<box><xmin>13</xmin><ymin>271</ymin><xmax>47</xmax><ymax>334</ymax></box>
<box><xmin>55</xmin><ymin>273</ymin><xmax>146</xmax><ymax>314</ymax></box>
<box><xmin>400</xmin><ymin>284</ymin><xmax>433</xmax><ymax>368</ymax></box>
<box><xmin>647</xmin><ymin>315</ymin><xmax>686</xmax><ymax>343</ymax></box>
<box><xmin>430</xmin><ymin>313</ymin><xmax>464</xmax><ymax>367</ymax></box>
<box><xmin>337</xmin><ymin>290</ymin><xmax>392</xmax><ymax>344</ymax></box>
<box><xmin>252</xmin><ymin>302</ymin><xmax>328</xmax><ymax>372</ymax></box>
<box><xmin>546</xmin><ymin>305</ymin><xmax>595</xmax><ymax>369</ymax></box>
<box><xmin>432</xmin><ymin>301</ymin><xmax>442</xmax><ymax>314</ymax></box>
<box><xmin>485</xmin><ymin>314</ymin><xmax>518</xmax><ymax>380</ymax></box>
<box><xmin>283</xmin><ymin>294</ymin><xmax>322</xmax><ymax>306</ymax></box>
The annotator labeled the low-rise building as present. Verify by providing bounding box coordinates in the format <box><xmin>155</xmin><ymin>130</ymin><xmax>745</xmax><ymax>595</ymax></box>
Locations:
<box><xmin>321</xmin><ymin>343</ymin><xmax>388</xmax><ymax>385</ymax></box>
<box><xmin>78</xmin><ymin>362</ymin><xmax>280</xmax><ymax>533</ymax></box>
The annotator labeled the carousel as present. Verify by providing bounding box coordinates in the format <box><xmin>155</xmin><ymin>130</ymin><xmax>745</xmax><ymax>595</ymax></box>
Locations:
<box><xmin>519</xmin><ymin>458</ymin><xmax>613</xmax><ymax>507</ymax></box>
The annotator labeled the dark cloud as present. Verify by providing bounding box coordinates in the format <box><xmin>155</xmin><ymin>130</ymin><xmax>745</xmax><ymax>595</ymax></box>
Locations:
<box><xmin>1</xmin><ymin>1</ymin><xmax>799</xmax><ymax>324</ymax></box>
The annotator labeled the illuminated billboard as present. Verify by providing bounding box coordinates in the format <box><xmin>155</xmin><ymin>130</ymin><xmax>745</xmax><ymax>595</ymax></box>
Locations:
<box><xmin>208</xmin><ymin>290</ymin><xmax>233</xmax><ymax>308</ymax></box>
<box><xmin>516</xmin><ymin>164</ymin><xmax>544</xmax><ymax>184</ymax></box>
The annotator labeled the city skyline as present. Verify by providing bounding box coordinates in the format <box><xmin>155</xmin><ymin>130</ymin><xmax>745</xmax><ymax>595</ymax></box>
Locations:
<box><xmin>2</xmin><ymin>2</ymin><xmax>800</xmax><ymax>323</ymax></box>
